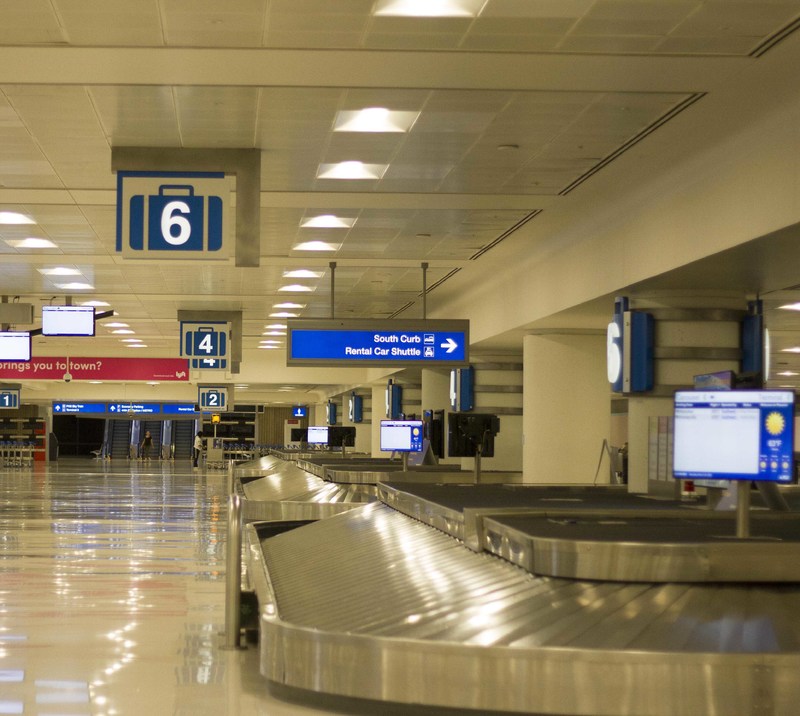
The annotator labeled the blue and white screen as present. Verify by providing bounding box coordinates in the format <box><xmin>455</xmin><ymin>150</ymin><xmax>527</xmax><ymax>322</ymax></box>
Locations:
<box><xmin>673</xmin><ymin>390</ymin><xmax>794</xmax><ymax>483</ymax></box>
<box><xmin>307</xmin><ymin>426</ymin><xmax>328</xmax><ymax>445</ymax></box>
<box><xmin>380</xmin><ymin>420</ymin><xmax>423</xmax><ymax>453</ymax></box>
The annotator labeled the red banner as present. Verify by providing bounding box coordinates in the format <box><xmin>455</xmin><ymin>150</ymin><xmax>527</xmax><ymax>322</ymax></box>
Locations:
<box><xmin>0</xmin><ymin>357</ymin><xmax>189</xmax><ymax>381</ymax></box>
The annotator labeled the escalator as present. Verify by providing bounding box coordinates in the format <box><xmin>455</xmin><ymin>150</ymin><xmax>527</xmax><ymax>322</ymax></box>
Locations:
<box><xmin>172</xmin><ymin>420</ymin><xmax>194</xmax><ymax>460</ymax></box>
<box><xmin>108</xmin><ymin>420</ymin><xmax>132</xmax><ymax>459</ymax></box>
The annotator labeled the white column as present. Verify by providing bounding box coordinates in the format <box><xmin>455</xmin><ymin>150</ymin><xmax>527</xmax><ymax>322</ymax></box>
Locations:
<box><xmin>370</xmin><ymin>384</ymin><xmax>385</xmax><ymax>458</ymax></box>
<box><xmin>523</xmin><ymin>332</ymin><xmax>609</xmax><ymax>484</ymax></box>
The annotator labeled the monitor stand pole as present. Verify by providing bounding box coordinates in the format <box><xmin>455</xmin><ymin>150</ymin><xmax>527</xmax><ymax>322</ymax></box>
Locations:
<box><xmin>402</xmin><ymin>452</ymin><xmax>409</xmax><ymax>472</ymax></box>
<box><xmin>473</xmin><ymin>445</ymin><xmax>482</xmax><ymax>484</ymax></box>
<box><xmin>736</xmin><ymin>480</ymin><xmax>751</xmax><ymax>538</ymax></box>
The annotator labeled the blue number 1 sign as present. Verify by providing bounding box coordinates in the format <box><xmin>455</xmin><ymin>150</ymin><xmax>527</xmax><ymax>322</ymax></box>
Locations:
<box><xmin>116</xmin><ymin>172</ymin><xmax>232</xmax><ymax>260</ymax></box>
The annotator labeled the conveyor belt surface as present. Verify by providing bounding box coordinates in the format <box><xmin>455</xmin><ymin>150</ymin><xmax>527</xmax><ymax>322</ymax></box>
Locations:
<box><xmin>249</xmin><ymin>503</ymin><xmax>800</xmax><ymax>715</ymax></box>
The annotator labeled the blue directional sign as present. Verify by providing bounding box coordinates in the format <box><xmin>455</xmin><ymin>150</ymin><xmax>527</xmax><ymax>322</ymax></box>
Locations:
<box><xmin>109</xmin><ymin>403</ymin><xmax>160</xmax><ymax>415</ymax></box>
<box><xmin>181</xmin><ymin>321</ymin><xmax>229</xmax><ymax>370</ymax></box>
<box><xmin>162</xmin><ymin>403</ymin><xmax>197</xmax><ymax>415</ymax></box>
<box><xmin>287</xmin><ymin>319</ymin><xmax>469</xmax><ymax>367</ymax></box>
<box><xmin>116</xmin><ymin>172</ymin><xmax>232</xmax><ymax>260</ymax></box>
<box><xmin>0</xmin><ymin>389</ymin><xmax>20</xmax><ymax>409</ymax></box>
<box><xmin>53</xmin><ymin>402</ymin><xmax>107</xmax><ymax>414</ymax></box>
<box><xmin>198</xmin><ymin>387</ymin><xmax>229</xmax><ymax>412</ymax></box>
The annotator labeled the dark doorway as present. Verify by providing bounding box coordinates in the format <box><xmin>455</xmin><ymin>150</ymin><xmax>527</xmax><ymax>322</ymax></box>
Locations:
<box><xmin>52</xmin><ymin>416</ymin><xmax>105</xmax><ymax>457</ymax></box>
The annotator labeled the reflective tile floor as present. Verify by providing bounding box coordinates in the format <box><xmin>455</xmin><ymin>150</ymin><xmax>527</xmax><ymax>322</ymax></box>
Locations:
<box><xmin>0</xmin><ymin>458</ymin><xmax>343</xmax><ymax>716</ymax></box>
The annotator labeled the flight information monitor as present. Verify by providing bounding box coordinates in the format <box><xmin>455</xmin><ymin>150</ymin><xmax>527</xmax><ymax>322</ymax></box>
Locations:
<box><xmin>380</xmin><ymin>420</ymin><xmax>424</xmax><ymax>453</ymax></box>
<box><xmin>307</xmin><ymin>426</ymin><xmax>329</xmax><ymax>445</ymax></box>
<box><xmin>0</xmin><ymin>332</ymin><xmax>31</xmax><ymax>361</ymax></box>
<box><xmin>42</xmin><ymin>305</ymin><xmax>95</xmax><ymax>336</ymax></box>
<box><xmin>673</xmin><ymin>390</ymin><xmax>795</xmax><ymax>483</ymax></box>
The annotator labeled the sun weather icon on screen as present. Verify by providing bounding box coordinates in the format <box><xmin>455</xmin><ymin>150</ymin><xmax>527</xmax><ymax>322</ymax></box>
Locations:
<box><xmin>765</xmin><ymin>411</ymin><xmax>786</xmax><ymax>436</ymax></box>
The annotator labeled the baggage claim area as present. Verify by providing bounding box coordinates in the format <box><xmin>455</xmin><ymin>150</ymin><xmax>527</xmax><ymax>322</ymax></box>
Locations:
<box><xmin>4</xmin><ymin>3</ymin><xmax>800</xmax><ymax>715</ymax></box>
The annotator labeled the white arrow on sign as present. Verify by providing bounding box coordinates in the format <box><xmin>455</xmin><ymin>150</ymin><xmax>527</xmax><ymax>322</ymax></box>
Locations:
<box><xmin>54</xmin><ymin>404</ymin><xmax>62</xmax><ymax>412</ymax></box>
<box><xmin>202</xmin><ymin>358</ymin><xmax>217</xmax><ymax>366</ymax></box>
<box><xmin>441</xmin><ymin>338</ymin><xmax>458</xmax><ymax>354</ymax></box>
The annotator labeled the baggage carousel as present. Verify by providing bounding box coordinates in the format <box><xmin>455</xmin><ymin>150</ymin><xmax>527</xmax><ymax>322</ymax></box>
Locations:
<box><xmin>241</xmin><ymin>460</ymin><xmax>800</xmax><ymax>715</ymax></box>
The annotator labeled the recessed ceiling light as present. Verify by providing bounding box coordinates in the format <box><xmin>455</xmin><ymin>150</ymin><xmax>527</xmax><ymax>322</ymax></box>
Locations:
<box><xmin>373</xmin><ymin>0</ymin><xmax>483</xmax><ymax>17</ymax></box>
<box><xmin>777</xmin><ymin>371</ymin><xmax>799</xmax><ymax>376</ymax></box>
<box><xmin>781</xmin><ymin>347</ymin><xmax>800</xmax><ymax>353</ymax></box>
<box><xmin>81</xmin><ymin>300</ymin><xmax>110</xmax><ymax>307</ymax></box>
<box><xmin>258</xmin><ymin>344</ymin><xmax>281</xmax><ymax>350</ymax></box>
<box><xmin>260</xmin><ymin>340</ymin><xmax>283</xmax><ymax>345</ymax></box>
<box><xmin>38</xmin><ymin>267</ymin><xmax>81</xmax><ymax>276</ymax></box>
<box><xmin>112</xmin><ymin>329</ymin><xmax>135</xmax><ymax>334</ymax></box>
<box><xmin>317</xmin><ymin>161</ymin><xmax>388</xmax><ymax>180</ymax></box>
<box><xmin>235</xmin><ymin>384</ymin><xmax>249</xmax><ymax>389</ymax></box>
<box><xmin>146</xmin><ymin>382</ymin><xmax>160</xmax><ymax>386</ymax></box>
<box><xmin>88</xmin><ymin>380</ymin><xmax>103</xmax><ymax>384</ymax></box>
<box><xmin>334</xmin><ymin>108</ymin><xmax>420</xmax><ymax>133</ymax></box>
<box><xmin>121</xmin><ymin>338</ymin><xmax>143</xmax><ymax>343</ymax></box>
<box><xmin>54</xmin><ymin>282</ymin><xmax>93</xmax><ymax>290</ymax></box>
<box><xmin>104</xmin><ymin>322</ymin><xmax>129</xmax><ymax>328</ymax></box>
<box><xmin>265</xmin><ymin>323</ymin><xmax>287</xmax><ymax>330</ymax></box>
<box><xmin>127</xmin><ymin>344</ymin><xmax>148</xmax><ymax>348</ymax></box>
<box><xmin>279</xmin><ymin>284</ymin><xmax>314</xmax><ymax>292</ymax></box>
<box><xmin>263</xmin><ymin>331</ymin><xmax>287</xmax><ymax>336</ymax></box>
<box><xmin>301</xmin><ymin>215</ymin><xmax>356</xmax><ymax>229</ymax></box>
<box><xmin>779</xmin><ymin>303</ymin><xmax>800</xmax><ymax>311</ymax></box>
<box><xmin>5</xmin><ymin>238</ymin><xmax>57</xmax><ymax>249</ymax></box>
<box><xmin>293</xmin><ymin>241</ymin><xmax>340</xmax><ymax>252</ymax></box>
<box><xmin>270</xmin><ymin>312</ymin><xmax>298</xmax><ymax>318</ymax></box>
<box><xmin>274</xmin><ymin>302</ymin><xmax>305</xmax><ymax>309</ymax></box>
<box><xmin>283</xmin><ymin>269</ymin><xmax>324</xmax><ymax>279</ymax></box>
<box><xmin>0</xmin><ymin>211</ymin><xmax>35</xmax><ymax>225</ymax></box>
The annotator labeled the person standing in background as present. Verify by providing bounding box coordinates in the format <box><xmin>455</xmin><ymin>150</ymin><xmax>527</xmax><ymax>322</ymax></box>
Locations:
<box><xmin>193</xmin><ymin>431</ymin><xmax>204</xmax><ymax>469</ymax></box>
<box><xmin>141</xmin><ymin>431</ymin><xmax>153</xmax><ymax>461</ymax></box>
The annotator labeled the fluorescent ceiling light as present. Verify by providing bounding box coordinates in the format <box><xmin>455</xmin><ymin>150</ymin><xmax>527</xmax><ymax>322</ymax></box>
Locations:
<box><xmin>104</xmin><ymin>322</ymin><xmax>129</xmax><ymax>328</ymax></box>
<box><xmin>54</xmin><ymin>282</ymin><xmax>93</xmax><ymax>290</ymax></box>
<box><xmin>334</xmin><ymin>107</ymin><xmax>420</xmax><ymax>133</ymax></box>
<box><xmin>120</xmin><ymin>338</ymin><xmax>142</xmax><ymax>343</ymax></box>
<box><xmin>781</xmin><ymin>347</ymin><xmax>800</xmax><ymax>353</ymax></box>
<box><xmin>5</xmin><ymin>238</ymin><xmax>57</xmax><ymax>249</ymax></box>
<box><xmin>258</xmin><ymin>345</ymin><xmax>281</xmax><ymax>350</ymax></box>
<box><xmin>373</xmin><ymin>0</ymin><xmax>482</xmax><ymax>17</ymax></box>
<box><xmin>293</xmin><ymin>241</ymin><xmax>340</xmax><ymax>252</ymax></box>
<box><xmin>265</xmin><ymin>323</ymin><xmax>287</xmax><ymax>330</ymax></box>
<box><xmin>279</xmin><ymin>284</ymin><xmax>314</xmax><ymax>292</ymax></box>
<box><xmin>263</xmin><ymin>331</ymin><xmax>287</xmax><ymax>336</ymax></box>
<box><xmin>0</xmin><ymin>211</ymin><xmax>35</xmax><ymax>224</ymax></box>
<box><xmin>112</xmin><ymin>329</ymin><xmax>134</xmax><ymax>334</ymax></box>
<box><xmin>779</xmin><ymin>302</ymin><xmax>800</xmax><ymax>311</ymax></box>
<box><xmin>283</xmin><ymin>269</ymin><xmax>324</xmax><ymax>279</ymax></box>
<box><xmin>270</xmin><ymin>312</ymin><xmax>298</xmax><ymax>318</ymax></box>
<box><xmin>81</xmin><ymin>300</ymin><xmax>109</xmax><ymax>307</ymax></box>
<box><xmin>127</xmin><ymin>343</ymin><xmax>148</xmax><ymax>348</ymax></box>
<box><xmin>38</xmin><ymin>267</ymin><xmax>80</xmax><ymax>276</ymax></box>
<box><xmin>88</xmin><ymin>380</ymin><xmax>103</xmax><ymax>384</ymax></box>
<box><xmin>301</xmin><ymin>214</ymin><xmax>355</xmax><ymax>229</ymax></box>
<box><xmin>777</xmin><ymin>371</ymin><xmax>799</xmax><ymax>376</ymax></box>
<box><xmin>274</xmin><ymin>302</ymin><xmax>305</xmax><ymax>309</ymax></box>
<box><xmin>317</xmin><ymin>161</ymin><xmax>388</xmax><ymax>180</ymax></box>
<box><xmin>235</xmin><ymin>384</ymin><xmax>249</xmax><ymax>389</ymax></box>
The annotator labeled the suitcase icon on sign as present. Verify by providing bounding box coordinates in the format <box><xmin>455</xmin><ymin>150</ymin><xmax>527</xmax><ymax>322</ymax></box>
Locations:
<box><xmin>129</xmin><ymin>184</ymin><xmax>223</xmax><ymax>252</ymax></box>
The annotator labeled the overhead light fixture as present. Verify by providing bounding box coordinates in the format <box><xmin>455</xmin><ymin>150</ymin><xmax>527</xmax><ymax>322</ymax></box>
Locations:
<box><xmin>270</xmin><ymin>311</ymin><xmax>298</xmax><ymax>318</ymax></box>
<box><xmin>373</xmin><ymin>0</ymin><xmax>483</xmax><ymax>17</ymax></box>
<box><xmin>780</xmin><ymin>347</ymin><xmax>800</xmax><ymax>353</ymax></box>
<box><xmin>127</xmin><ymin>343</ymin><xmax>148</xmax><ymax>348</ymax></box>
<box><xmin>263</xmin><ymin>331</ymin><xmax>287</xmax><ymax>336</ymax></box>
<box><xmin>301</xmin><ymin>215</ymin><xmax>356</xmax><ymax>229</ymax></box>
<box><xmin>317</xmin><ymin>161</ymin><xmax>388</xmax><ymax>180</ymax></box>
<box><xmin>258</xmin><ymin>344</ymin><xmax>281</xmax><ymax>350</ymax></box>
<box><xmin>779</xmin><ymin>302</ymin><xmax>800</xmax><ymax>311</ymax></box>
<box><xmin>283</xmin><ymin>269</ymin><xmax>324</xmax><ymax>279</ymax></box>
<box><xmin>120</xmin><ymin>338</ymin><xmax>143</xmax><ymax>343</ymax></box>
<box><xmin>278</xmin><ymin>284</ymin><xmax>314</xmax><ymax>292</ymax></box>
<box><xmin>104</xmin><ymin>322</ymin><xmax>129</xmax><ymax>328</ymax></box>
<box><xmin>88</xmin><ymin>380</ymin><xmax>103</xmax><ymax>384</ymax></box>
<box><xmin>293</xmin><ymin>241</ymin><xmax>340</xmax><ymax>252</ymax></box>
<box><xmin>334</xmin><ymin>108</ymin><xmax>420</xmax><ymax>133</ymax></box>
<box><xmin>37</xmin><ymin>267</ymin><xmax>81</xmax><ymax>276</ymax></box>
<box><xmin>0</xmin><ymin>211</ymin><xmax>35</xmax><ymax>225</ymax></box>
<box><xmin>5</xmin><ymin>238</ymin><xmax>57</xmax><ymax>249</ymax></box>
<box><xmin>54</xmin><ymin>282</ymin><xmax>93</xmax><ymax>290</ymax></box>
<box><xmin>260</xmin><ymin>340</ymin><xmax>283</xmax><ymax>345</ymax></box>
<box><xmin>112</xmin><ymin>329</ymin><xmax>134</xmax><ymax>335</ymax></box>
<box><xmin>274</xmin><ymin>302</ymin><xmax>305</xmax><ymax>309</ymax></box>
<box><xmin>265</xmin><ymin>323</ymin><xmax>287</xmax><ymax>330</ymax></box>
<box><xmin>777</xmin><ymin>371</ymin><xmax>799</xmax><ymax>376</ymax></box>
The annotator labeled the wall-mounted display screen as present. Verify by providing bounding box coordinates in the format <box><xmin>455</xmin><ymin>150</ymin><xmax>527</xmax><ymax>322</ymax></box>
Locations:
<box><xmin>292</xmin><ymin>405</ymin><xmax>307</xmax><ymax>418</ymax></box>
<box><xmin>380</xmin><ymin>420</ymin><xmax>423</xmax><ymax>453</ymax></box>
<box><xmin>673</xmin><ymin>390</ymin><xmax>795</xmax><ymax>483</ymax></box>
<box><xmin>42</xmin><ymin>305</ymin><xmax>95</xmax><ymax>336</ymax></box>
<box><xmin>0</xmin><ymin>332</ymin><xmax>31</xmax><ymax>361</ymax></box>
<box><xmin>307</xmin><ymin>426</ymin><xmax>329</xmax><ymax>445</ymax></box>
